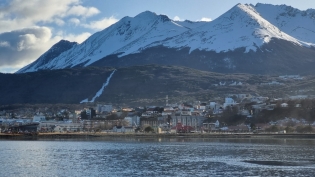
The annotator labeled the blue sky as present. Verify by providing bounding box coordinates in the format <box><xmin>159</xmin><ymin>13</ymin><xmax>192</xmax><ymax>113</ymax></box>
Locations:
<box><xmin>0</xmin><ymin>0</ymin><xmax>315</xmax><ymax>73</ymax></box>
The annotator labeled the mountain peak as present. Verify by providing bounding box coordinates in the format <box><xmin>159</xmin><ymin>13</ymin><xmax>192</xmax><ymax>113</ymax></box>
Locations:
<box><xmin>16</xmin><ymin>40</ymin><xmax>77</xmax><ymax>73</ymax></box>
<box><xmin>134</xmin><ymin>11</ymin><xmax>157</xmax><ymax>20</ymax></box>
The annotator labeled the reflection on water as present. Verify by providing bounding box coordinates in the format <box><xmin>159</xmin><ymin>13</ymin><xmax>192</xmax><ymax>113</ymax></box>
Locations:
<box><xmin>0</xmin><ymin>138</ymin><xmax>314</xmax><ymax>177</ymax></box>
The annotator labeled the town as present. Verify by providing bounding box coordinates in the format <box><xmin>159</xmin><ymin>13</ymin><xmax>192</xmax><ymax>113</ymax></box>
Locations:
<box><xmin>1</xmin><ymin>88</ymin><xmax>315</xmax><ymax>135</ymax></box>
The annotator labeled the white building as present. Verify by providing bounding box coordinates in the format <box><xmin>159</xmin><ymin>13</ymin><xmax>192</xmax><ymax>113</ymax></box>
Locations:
<box><xmin>223</xmin><ymin>98</ymin><xmax>238</xmax><ymax>109</ymax></box>
<box><xmin>33</xmin><ymin>115</ymin><xmax>46</xmax><ymax>122</ymax></box>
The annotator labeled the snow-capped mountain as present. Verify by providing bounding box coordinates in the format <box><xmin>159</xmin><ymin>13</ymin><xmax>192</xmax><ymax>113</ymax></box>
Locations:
<box><xmin>254</xmin><ymin>3</ymin><xmax>315</xmax><ymax>45</ymax></box>
<box><xmin>17</xmin><ymin>11</ymin><xmax>192</xmax><ymax>73</ymax></box>
<box><xmin>17</xmin><ymin>3</ymin><xmax>315</xmax><ymax>74</ymax></box>
<box><xmin>148</xmin><ymin>3</ymin><xmax>304</xmax><ymax>53</ymax></box>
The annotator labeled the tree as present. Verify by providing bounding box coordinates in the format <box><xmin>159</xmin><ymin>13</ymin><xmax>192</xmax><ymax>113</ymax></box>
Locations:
<box><xmin>221</xmin><ymin>106</ymin><xmax>245</xmax><ymax>125</ymax></box>
<box><xmin>296</xmin><ymin>125</ymin><xmax>313</xmax><ymax>133</ymax></box>
<box><xmin>250</xmin><ymin>123</ymin><xmax>256</xmax><ymax>131</ymax></box>
<box><xmin>80</xmin><ymin>111</ymin><xmax>88</xmax><ymax>119</ymax></box>
<box><xmin>265</xmin><ymin>125</ymin><xmax>279</xmax><ymax>132</ymax></box>
<box><xmin>284</xmin><ymin>126</ymin><xmax>294</xmax><ymax>133</ymax></box>
<box><xmin>144</xmin><ymin>126</ymin><xmax>154</xmax><ymax>133</ymax></box>
<box><xmin>303</xmin><ymin>125</ymin><xmax>313</xmax><ymax>133</ymax></box>
<box><xmin>135</xmin><ymin>127</ymin><xmax>141</xmax><ymax>133</ymax></box>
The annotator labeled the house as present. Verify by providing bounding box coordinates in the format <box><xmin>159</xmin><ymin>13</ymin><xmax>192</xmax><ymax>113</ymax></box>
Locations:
<box><xmin>162</xmin><ymin>110</ymin><xmax>174</xmax><ymax>116</ymax></box>
<box><xmin>162</xmin><ymin>106</ymin><xmax>175</xmax><ymax>116</ymax></box>
<box><xmin>33</xmin><ymin>115</ymin><xmax>46</xmax><ymax>122</ymax></box>
<box><xmin>295</xmin><ymin>104</ymin><xmax>302</xmax><ymax>108</ymax></box>
<box><xmin>223</xmin><ymin>97</ymin><xmax>238</xmax><ymax>109</ymax></box>
<box><xmin>203</xmin><ymin>119</ymin><xmax>220</xmax><ymax>131</ymax></box>
<box><xmin>240</xmin><ymin>109</ymin><xmax>250</xmax><ymax>116</ymax></box>
<box><xmin>146</xmin><ymin>107</ymin><xmax>158</xmax><ymax>114</ymax></box>
<box><xmin>113</xmin><ymin>126</ymin><xmax>125</xmax><ymax>133</ymax></box>
<box><xmin>195</xmin><ymin>103</ymin><xmax>207</xmax><ymax>110</ymax></box>
<box><xmin>209</xmin><ymin>102</ymin><xmax>217</xmax><ymax>110</ymax></box>
<box><xmin>163</xmin><ymin>106</ymin><xmax>174</xmax><ymax>111</ymax></box>
<box><xmin>181</xmin><ymin>109</ymin><xmax>192</xmax><ymax>116</ymax></box>
<box><xmin>54</xmin><ymin>125</ymin><xmax>63</xmax><ymax>132</ymax></box>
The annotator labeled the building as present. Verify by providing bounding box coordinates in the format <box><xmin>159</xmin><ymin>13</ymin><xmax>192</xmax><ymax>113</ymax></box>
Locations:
<box><xmin>33</xmin><ymin>115</ymin><xmax>46</xmax><ymax>122</ymax></box>
<box><xmin>171</xmin><ymin>115</ymin><xmax>205</xmax><ymax>131</ymax></box>
<box><xmin>9</xmin><ymin>123</ymin><xmax>39</xmax><ymax>133</ymax></box>
<box><xmin>223</xmin><ymin>97</ymin><xmax>238</xmax><ymax>109</ymax></box>
<box><xmin>96</xmin><ymin>104</ymin><xmax>113</xmax><ymax>113</ymax></box>
<box><xmin>124</xmin><ymin>115</ymin><xmax>140</xmax><ymax>127</ymax></box>
<box><xmin>203</xmin><ymin>119</ymin><xmax>220</xmax><ymax>131</ymax></box>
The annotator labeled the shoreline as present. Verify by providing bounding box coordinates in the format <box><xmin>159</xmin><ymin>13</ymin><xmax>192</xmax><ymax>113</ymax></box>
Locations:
<box><xmin>1</xmin><ymin>132</ymin><xmax>315</xmax><ymax>140</ymax></box>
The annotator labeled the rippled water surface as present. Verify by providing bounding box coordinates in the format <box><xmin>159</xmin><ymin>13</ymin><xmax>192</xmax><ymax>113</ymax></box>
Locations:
<box><xmin>0</xmin><ymin>138</ymin><xmax>314</xmax><ymax>176</ymax></box>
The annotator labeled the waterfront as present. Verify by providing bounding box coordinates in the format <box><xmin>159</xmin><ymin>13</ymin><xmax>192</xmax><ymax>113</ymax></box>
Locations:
<box><xmin>0</xmin><ymin>138</ymin><xmax>314</xmax><ymax>176</ymax></box>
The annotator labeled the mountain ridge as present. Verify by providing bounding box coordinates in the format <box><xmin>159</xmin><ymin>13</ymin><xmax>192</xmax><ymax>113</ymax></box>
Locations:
<box><xmin>16</xmin><ymin>3</ymin><xmax>315</xmax><ymax>74</ymax></box>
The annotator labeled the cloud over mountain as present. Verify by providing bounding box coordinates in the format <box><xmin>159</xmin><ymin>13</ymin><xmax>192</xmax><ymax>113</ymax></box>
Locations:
<box><xmin>0</xmin><ymin>0</ymin><xmax>117</xmax><ymax>72</ymax></box>
<box><xmin>0</xmin><ymin>27</ymin><xmax>60</xmax><ymax>71</ymax></box>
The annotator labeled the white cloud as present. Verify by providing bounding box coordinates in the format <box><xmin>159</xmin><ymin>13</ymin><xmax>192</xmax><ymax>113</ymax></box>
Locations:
<box><xmin>0</xmin><ymin>0</ymin><xmax>103</xmax><ymax>72</ymax></box>
<box><xmin>0</xmin><ymin>26</ymin><xmax>91</xmax><ymax>71</ymax></box>
<box><xmin>54</xmin><ymin>18</ymin><xmax>66</xmax><ymax>26</ymax></box>
<box><xmin>67</xmin><ymin>5</ymin><xmax>100</xmax><ymax>17</ymax></box>
<box><xmin>63</xmin><ymin>32</ymin><xmax>92</xmax><ymax>44</ymax></box>
<box><xmin>82</xmin><ymin>16</ymin><xmax>118</xmax><ymax>31</ymax></box>
<box><xmin>173</xmin><ymin>16</ymin><xmax>182</xmax><ymax>21</ymax></box>
<box><xmin>0</xmin><ymin>27</ymin><xmax>58</xmax><ymax>68</ymax></box>
<box><xmin>0</xmin><ymin>66</ymin><xmax>22</xmax><ymax>73</ymax></box>
<box><xmin>69</xmin><ymin>18</ymin><xmax>80</xmax><ymax>26</ymax></box>
<box><xmin>0</xmin><ymin>0</ymin><xmax>100</xmax><ymax>33</ymax></box>
<box><xmin>200</xmin><ymin>17</ymin><xmax>212</xmax><ymax>22</ymax></box>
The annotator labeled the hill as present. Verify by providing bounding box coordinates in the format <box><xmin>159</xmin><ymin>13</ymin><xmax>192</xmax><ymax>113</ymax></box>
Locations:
<box><xmin>4</xmin><ymin>65</ymin><xmax>315</xmax><ymax>105</ymax></box>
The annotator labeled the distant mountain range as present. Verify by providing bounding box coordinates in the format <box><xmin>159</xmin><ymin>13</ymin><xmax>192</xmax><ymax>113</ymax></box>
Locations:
<box><xmin>17</xmin><ymin>3</ymin><xmax>315</xmax><ymax>75</ymax></box>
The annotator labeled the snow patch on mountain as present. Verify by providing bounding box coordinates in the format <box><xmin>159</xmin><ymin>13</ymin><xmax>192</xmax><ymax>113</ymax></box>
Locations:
<box><xmin>80</xmin><ymin>70</ymin><xmax>116</xmax><ymax>103</ymax></box>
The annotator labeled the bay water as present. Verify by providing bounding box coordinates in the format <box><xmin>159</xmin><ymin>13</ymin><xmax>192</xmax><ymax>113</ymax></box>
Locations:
<box><xmin>0</xmin><ymin>137</ymin><xmax>314</xmax><ymax>176</ymax></box>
